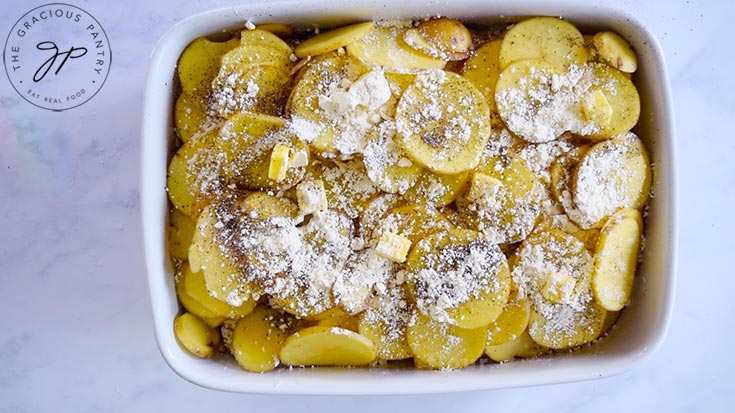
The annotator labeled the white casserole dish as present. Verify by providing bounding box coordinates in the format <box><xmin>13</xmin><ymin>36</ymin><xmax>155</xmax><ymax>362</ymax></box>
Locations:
<box><xmin>141</xmin><ymin>0</ymin><xmax>677</xmax><ymax>394</ymax></box>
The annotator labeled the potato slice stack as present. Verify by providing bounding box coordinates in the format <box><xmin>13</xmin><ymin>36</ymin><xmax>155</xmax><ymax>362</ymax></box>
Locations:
<box><xmin>167</xmin><ymin>16</ymin><xmax>652</xmax><ymax>371</ymax></box>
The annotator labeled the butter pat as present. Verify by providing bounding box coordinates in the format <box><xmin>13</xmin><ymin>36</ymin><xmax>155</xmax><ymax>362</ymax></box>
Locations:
<box><xmin>542</xmin><ymin>271</ymin><xmax>577</xmax><ymax>304</ymax></box>
<box><xmin>375</xmin><ymin>231</ymin><xmax>412</xmax><ymax>263</ymax></box>
<box><xmin>296</xmin><ymin>179</ymin><xmax>328</xmax><ymax>215</ymax></box>
<box><xmin>467</xmin><ymin>173</ymin><xmax>503</xmax><ymax>203</ymax></box>
<box><xmin>268</xmin><ymin>144</ymin><xmax>292</xmax><ymax>182</ymax></box>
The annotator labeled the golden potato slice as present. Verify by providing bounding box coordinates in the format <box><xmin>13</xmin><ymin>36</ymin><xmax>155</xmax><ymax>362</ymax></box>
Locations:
<box><xmin>210</xmin><ymin>62</ymin><xmax>292</xmax><ymax>118</ymax></box>
<box><xmin>536</xmin><ymin>214</ymin><xmax>600</xmax><ymax>253</ymax></box>
<box><xmin>591</xmin><ymin>208</ymin><xmax>643</xmax><ymax>311</ymax></box>
<box><xmin>177</xmin><ymin>37</ymin><xmax>240</xmax><ymax>95</ymax></box>
<box><xmin>174</xmin><ymin>313</ymin><xmax>222</xmax><ymax>358</ymax></box>
<box><xmin>571</xmin><ymin>133</ymin><xmax>651</xmax><ymax>228</ymax></box>
<box><xmin>295</xmin><ymin>22</ymin><xmax>375</xmax><ymax>58</ymax></box>
<box><xmin>395</xmin><ymin>70</ymin><xmax>491</xmax><ymax>174</ymax></box>
<box><xmin>593</xmin><ymin>31</ymin><xmax>638</xmax><ymax>73</ymax></box>
<box><xmin>403</xmin><ymin>18</ymin><xmax>472</xmax><ymax>60</ymax></box>
<box><xmin>240</xmin><ymin>29</ymin><xmax>293</xmax><ymax>55</ymax></box>
<box><xmin>240</xmin><ymin>191</ymin><xmax>299</xmax><ymax>220</ymax></box>
<box><xmin>456</xmin><ymin>154</ymin><xmax>543</xmax><ymax>244</ymax></box>
<box><xmin>402</xmin><ymin>169</ymin><xmax>469</xmax><ymax>207</ymax></box>
<box><xmin>304</xmin><ymin>159</ymin><xmax>378</xmax><ymax>219</ymax></box>
<box><xmin>462</xmin><ymin>39</ymin><xmax>503</xmax><ymax>113</ymax></box>
<box><xmin>550</xmin><ymin>145</ymin><xmax>590</xmax><ymax>204</ymax></box>
<box><xmin>362</xmin><ymin>124</ymin><xmax>422</xmax><ymax>194</ymax></box>
<box><xmin>316</xmin><ymin>311</ymin><xmax>360</xmax><ymax>332</ymax></box>
<box><xmin>580</xmin><ymin>63</ymin><xmax>640</xmax><ymax>140</ymax></box>
<box><xmin>347</xmin><ymin>24</ymin><xmax>446</xmax><ymax>70</ymax></box>
<box><xmin>528</xmin><ymin>302</ymin><xmax>608</xmax><ymax>350</ymax></box>
<box><xmin>407</xmin><ymin>311</ymin><xmax>486</xmax><ymax>369</ymax></box>
<box><xmin>286</xmin><ymin>52</ymin><xmax>370</xmax><ymax>157</ymax></box>
<box><xmin>486</xmin><ymin>289</ymin><xmax>531</xmax><ymax>346</ymax></box>
<box><xmin>174</xmin><ymin>92</ymin><xmax>207</xmax><ymax>143</ymax></box>
<box><xmin>181</xmin><ymin>263</ymin><xmax>256</xmax><ymax>319</ymax></box>
<box><xmin>231</xmin><ymin>305</ymin><xmax>298</xmax><ymax>372</ymax></box>
<box><xmin>357</xmin><ymin>288</ymin><xmax>413</xmax><ymax>360</ymax></box>
<box><xmin>498</xmin><ymin>17</ymin><xmax>586</xmax><ymax>70</ymax></box>
<box><xmin>485</xmin><ymin>329</ymin><xmax>547</xmax><ymax>362</ymax></box>
<box><xmin>279</xmin><ymin>326</ymin><xmax>377</xmax><ymax>366</ymax></box>
<box><xmin>166</xmin><ymin>130</ymin><xmax>221</xmax><ymax>217</ymax></box>
<box><xmin>255</xmin><ymin>23</ymin><xmax>294</xmax><ymax>39</ymax></box>
<box><xmin>406</xmin><ymin>229</ymin><xmax>511</xmax><ymax>329</ymax></box>
<box><xmin>175</xmin><ymin>269</ymin><xmax>225</xmax><ymax>327</ymax></box>
<box><xmin>189</xmin><ymin>204</ymin><xmax>262</xmax><ymax>306</ymax></box>
<box><xmin>216</xmin><ymin>112</ymin><xmax>306</xmax><ymax>191</ymax></box>
<box><xmin>168</xmin><ymin>208</ymin><xmax>196</xmax><ymax>259</ymax></box>
<box><xmin>380</xmin><ymin>202</ymin><xmax>452</xmax><ymax>245</ymax></box>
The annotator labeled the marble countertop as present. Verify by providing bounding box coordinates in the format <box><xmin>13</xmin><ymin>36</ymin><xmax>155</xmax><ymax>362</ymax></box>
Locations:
<box><xmin>1</xmin><ymin>0</ymin><xmax>733</xmax><ymax>411</ymax></box>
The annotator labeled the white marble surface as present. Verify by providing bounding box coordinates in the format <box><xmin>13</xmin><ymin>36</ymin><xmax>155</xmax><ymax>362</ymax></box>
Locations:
<box><xmin>1</xmin><ymin>0</ymin><xmax>733</xmax><ymax>411</ymax></box>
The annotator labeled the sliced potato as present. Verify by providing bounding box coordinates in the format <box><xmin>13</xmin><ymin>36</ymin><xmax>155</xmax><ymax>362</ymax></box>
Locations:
<box><xmin>279</xmin><ymin>326</ymin><xmax>376</xmax><ymax>366</ymax></box>
<box><xmin>395</xmin><ymin>70</ymin><xmax>491</xmax><ymax>174</ymax></box>
<box><xmin>486</xmin><ymin>329</ymin><xmax>547</xmax><ymax>362</ymax></box>
<box><xmin>174</xmin><ymin>92</ymin><xmax>207</xmax><ymax>143</ymax></box>
<box><xmin>403</xmin><ymin>18</ymin><xmax>472</xmax><ymax>60</ymax></box>
<box><xmin>255</xmin><ymin>23</ymin><xmax>294</xmax><ymax>39</ymax></box>
<box><xmin>593</xmin><ymin>31</ymin><xmax>638</xmax><ymax>73</ymax></box>
<box><xmin>168</xmin><ymin>208</ymin><xmax>196</xmax><ymax>259</ymax></box>
<box><xmin>231</xmin><ymin>305</ymin><xmax>297</xmax><ymax>372</ymax></box>
<box><xmin>380</xmin><ymin>202</ymin><xmax>452</xmax><ymax>245</ymax></box>
<box><xmin>304</xmin><ymin>159</ymin><xmax>378</xmax><ymax>219</ymax></box>
<box><xmin>240</xmin><ymin>191</ymin><xmax>299</xmax><ymax>220</ymax></box>
<box><xmin>347</xmin><ymin>24</ymin><xmax>446</xmax><ymax>70</ymax></box>
<box><xmin>591</xmin><ymin>208</ymin><xmax>643</xmax><ymax>311</ymax></box>
<box><xmin>580</xmin><ymin>63</ymin><xmax>640</xmax><ymax>140</ymax></box>
<box><xmin>357</xmin><ymin>193</ymin><xmax>403</xmax><ymax>245</ymax></box>
<box><xmin>528</xmin><ymin>302</ymin><xmax>608</xmax><ymax>350</ymax></box>
<box><xmin>295</xmin><ymin>22</ymin><xmax>375</xmax><ymax>58</ymax></box>
<box><xmin>407</xmin><ymin>311</ymin><xmax>486</xmax><ymax>369</ymax></box>
<box><xmin>239</xmin><ymin>29</ymin><xmax>293</xmax><ymax>55</ymax></box>
<box><xmin>406</xmin><ymin>229</ymin><xmax>511</xmax><ymax>329</ymax></box>
<box><xmin>499</xmin><ymin>17</ymin><xmax>586</xmax><ymax>70</ymax></box>
<box><xmin>166</xmin><ymin>130</ymin><xmax>221</xmax><ymax>217</ymax></box>
<box><xmin>177</xmin><ymin>37</ymin><xmax>240</xmax><ymax>95</ymax></box>
<box><xmin>486</xmin><ymin>289</ymin><xmax>531</xmax><ymax>346</ymax></box>
<box><xmin>571</xmin><ymin>133</ymin><xmax>651</xmax><ymax>228</ymax></box>
<box><xmin>357</xmin><ymin>288</ymin><xmax>413</xmax><ymax>360</ymax></box>
<box><xmin>217</xmin><ymin>112</ymin><xmax>306</xmax><ymax>191</ymax></box>
<box><xmin>456</xmin><ymin>154</ymin><xmax>543</xmax><ymax>244</ymax></box>
<box><xmin>462</xmin><ymin>39</ymin><xmax>503</xmax><ymax>113</ymax></box>
<box><xmin>175</xmin><ymin>270</ymin><xmax>226</xmax><ymax>327</ymax></box>
<box><xmin>174</xmin><ymin>312</ymin><xmax>221</xmax><ymax>358</ymax></box>
<box><xmin>362</xmin><ymin>125</ymin><xmax>422</xmax><ymax>194</ymax></box>
<box><xmin>181</xmin><ymin>263</ymin><xmax>256</xmax><ymax>319</ymax></box>
<box><xmin>402</xmin><ymin>169</ymin><xmax>469</xmax><ymax>207</ymax></box>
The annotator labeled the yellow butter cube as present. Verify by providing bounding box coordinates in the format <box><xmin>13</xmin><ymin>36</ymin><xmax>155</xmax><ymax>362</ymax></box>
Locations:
<box><xmin>296</xmin><ymin>179</ymin><xmax>328</xmax><ymax>215</ymax></box>
<box><xmin>542</xmin><ymin>271</ymin><xmax>577</xmax><ymax>304</ymax></box>
<box><xmin>582</xmin><ymin>90</ymin><xmax>613</xmax><ymax>127</ymax></box>
<box><xmin>268</xmin><ymin>144</ymin><xmax>292</xmax><ymax>182</ymax></box>
<box><xmin>467</xmin><ymin>173</ymin><xmax>503</xmax><ymax>203</ymax></box>
<box><xmin>375</xmin><ymin>231</ymin><xmax>412</xmax><ymax>263</ymax></box>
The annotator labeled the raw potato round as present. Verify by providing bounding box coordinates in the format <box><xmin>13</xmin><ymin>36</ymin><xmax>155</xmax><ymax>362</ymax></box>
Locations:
<box><xmin>485</xmin><ymin>289</ymin><xmax>531</xmax><ymax>346</ymax></box>
<box><xmin>231</xmin><ymin>305</ymin><xmax>296</xmax><ymax>372</ymax></box>
<box><xmin>581</xmin><ymin>63</ymin><xmax>640</xmax><ymax>140</ymax></box>
<box><xmin>295</xmin><ymin>22</ymin><xmax>375</xmax><ymax>58</ymax></box>
<box><xmin>396</xmin><ymin>70</ymin><xmax>491</xmax><ymax>174</ymax></box>
<box><xmin>406</xmin><ymin>229</ymin><xmax>511</xmax><ymax>329</ymax></box>
<box><xmin>402</xmin><ymin>169</ymin><xmax>469</xmax><ymax>207</ymax></box>
<box><xmin>571</xmin><ymin>133</ymin><xmax>651</xmax><ymax>229</ymax></box>
<box><xmin>168</xmin><ymin>208</ymin><xmax>196</xmax><ymax>259</ymax></box>
<box><xmin>362</xmin><ymin>125</ymin><xmax>422</xmax><ymax>194</ymax></box>
<box><xmin>403</xmin><ymin>18</ymin><xmax>472</xmax><ymax>60</ymax></box>
<box><xmin>407</xmin><ymin>311</ymin><xmax>486</xmax><ymax>369</ymax></box>
<box><xmin>485</xmin><ymin>329</ymin><xmax>547</xmax><ymax>362</ymax></box>
<box><xmin>279</xmin><ymin>326</ymin><xmax>376</xmax><ymax>366</ymax></box>
<box><xmin>591</xmin><ymin>208</ymin><xmax>643</xmax><ymax>311</ymax></box>
<box><xmin>462</xmin><ymin>39</ymin><xmax>503</xmax><ymax>113</ymax></box>
<box><xmin>499</xmin><ymin>17</ymin><xmax>586</xmax><ymax>70</ymax></box>
<box><xmin>239</xmin><ymin>29</ymin><xmax>293</xmax><ymax>55</ymax></box>
<box><xmin>174</xmin><ymin>92</ymin><xmax>207</xmax><ymax>142</ymax></box>
<box><xmin>380</xmin><ymin>202</ymin><xmax>452</xmax><ymax>244</ymax></box>
<box><xmin>304</xmin><ymin>159</ymin><xmax>378</xmax><ymax>219</ymax></box>
<box><xmin>166</xmin><ymin>130</ymin><xmax>220</xmax><ymax>217</ymax></box>
<box><xmin>181</xmin><ymin>263</ymin><xmax>256</xmax><ymax>319</ymax></box>
<box><xmin>528</xmin><ymin>303</ymin><xmax>608</xmax><ymax>350</ymax></box>
<box><xmin>174</xmin><ymin>313</ymin><xmax>221</xmax><ymax>358</ymax></box>
<box><xmin>357</xmin><ymin>288</ymin><xmax>413</xmax><ymax>360</ymax></box>
<box><xmin>177</xmin><ymin>37</ymin><xmax>240</xmax><ymax>96</ymax></box>
<box><xmin>347</xmin><ymin>24</ymin><xmax>446</xmax><ymax>70</ymax></box>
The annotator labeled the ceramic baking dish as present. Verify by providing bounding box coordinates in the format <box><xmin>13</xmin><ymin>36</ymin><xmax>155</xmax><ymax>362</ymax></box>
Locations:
<box><xmin>141</xmin><ymin>0</ymin><xmax>677</xmax><ymax>394</ymax></box>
